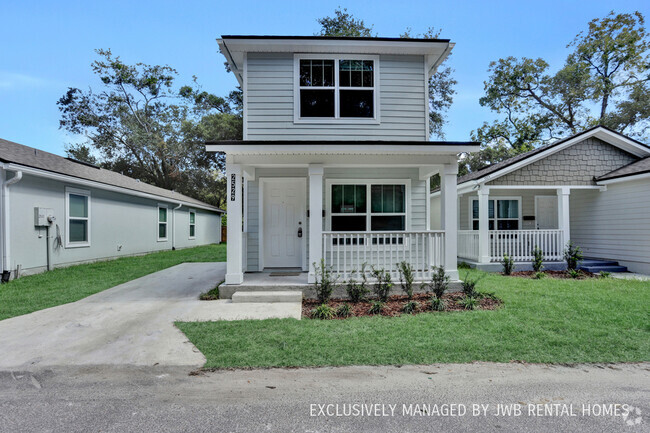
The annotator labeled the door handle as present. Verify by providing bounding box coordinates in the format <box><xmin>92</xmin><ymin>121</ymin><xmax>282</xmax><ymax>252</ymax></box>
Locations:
<box><xmin>297</xmin><ymin>227</ymin><xmax>303</xmax><ymax>238</ymax></box>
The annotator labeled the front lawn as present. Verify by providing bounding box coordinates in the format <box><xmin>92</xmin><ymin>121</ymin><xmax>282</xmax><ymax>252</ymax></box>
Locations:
<box><xmin>177</xmin><ymin>270</ymin><xmax>650</xmax><ymax>367</ymax></box>
<box><xmin>0</xmin><ymin>244</ymin><xmax>226</xmax><ymax>321</ymax></box>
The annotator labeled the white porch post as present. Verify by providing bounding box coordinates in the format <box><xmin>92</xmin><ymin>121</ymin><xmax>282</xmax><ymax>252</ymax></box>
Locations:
<box><xmin>478</xmin><ymin>186</ymin><xmax>491</xmax><ymax>264</ymax></box>
<box><xmin>308</xmin><ymin>164</ymin><xmax>324</xmax><ymax>284</ymax></box>
<box><xmin>557</xmin><ymin>186</ymin><xmax>571</xmax><ymax>247</ymax></box>
<box><xmin>441</xmin><ymin>163</ymin><xmax>459</xmax><ymax>280</ymax></box>
<box><xmin>225</xmin><ymin>162</ymin><xmax>243</xmax><ymax>285</ymax></box>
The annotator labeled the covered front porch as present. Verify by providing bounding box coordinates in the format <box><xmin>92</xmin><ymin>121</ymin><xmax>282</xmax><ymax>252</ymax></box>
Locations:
<box><xmin>207</xmin><ymin>141</ymin><xmax>480</xmax><ymax>289</ymax></box>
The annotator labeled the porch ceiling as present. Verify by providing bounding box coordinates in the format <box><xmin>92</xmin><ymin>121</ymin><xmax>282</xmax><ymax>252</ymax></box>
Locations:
<box><xmin>224</xmin><ymin>152</ymin><xmax>461</xmax><ymax>168</ymax></box>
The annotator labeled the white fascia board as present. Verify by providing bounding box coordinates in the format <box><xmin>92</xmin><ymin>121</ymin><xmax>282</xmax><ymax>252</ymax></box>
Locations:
<box><xmin>428</xmin><ymin>42</ymin><xmax>454</xmax><ymax>75</ymax></box>
<box><xmin>206</xmin><ymin>143</ymin><xmax>479</xmax><ymax>155</ymax></box>
<box><xmin>1</xmin><ymin>163</ymin><xmax>223</xmax><ymax>213</ymax></box>
<box><xmin>596</xmin><ymin>171</ymin><xmax>650</xmax><ymax>185</ymax></box>
<box><xmin>217</xmin><ymin>39</ymin><xmax>243</xmax><ymax>85</ymax></box>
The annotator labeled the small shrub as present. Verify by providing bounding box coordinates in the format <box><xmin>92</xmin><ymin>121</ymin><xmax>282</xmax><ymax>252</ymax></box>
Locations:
<box><xmin>501</xmin><ymin>255</ymin><xmax>515</xmax><ymax>275</ymax></box>
<box><xmin>461</xmin><ymin>271</ymin><xmax>484</xmax><ymax>298</ymax></box>
<box><xmin>345</xmin><ymin>264</ymin><xmax>369</xmax><ymax>303</ymax></box>
<box><xmin>369</xmin><ymin>266</ymin><xmax>393</xmax><ymax>302</ymax></box>
<box><xmin>429</xmin><ymin>297</ymin><xmax>447</xmax><ymax>311</ymax></box>
<box><xmin>369</xmin><ymin>301</ymin><xmax>385</xmax><ymax>315</ymax></box>
<box><xmin>532</xmin><ymin>246</ymin><xmax>544</xmax><ymax>272</ymax></box>
<box><xmin>533</xmin><ymin>271</ymin><xmax>546</xmax><ymax>279</ymax></box>
<box><xmin>458</xmin><ymin>261</ymin><xmax>472</xmax><ymax>270</ymax></box>
<box><xmin>599</xmin><ymin>271</ymin><xmax>611</xmax><ymax>279</ymax></box>
<box><xmin>397</xmin><ymin>261</ymin><xmax>415</xmax><ymax>300</ymax></box>
<box><xmin>429</xmin><ymin>266</ymin><xmax>449</xmax><ymax>299</ymax></box>
<box><xmin>311</xmin><ymin>304</ymin><xmax>335</xmax><ymax>320</ymax></box>
<box><xmin>402</xmin><ymin>300</ymin><xmax>419</xmax><ymax>314</ymax></box>
<box><xmin>459</xmin><ymin>296</ymin><xmax>479</xmax><ymax>310</ymax></box>
<box><xmin>567</xmin><ymin>269</ymin><xmax>581</xmax><ymax>279</ymax></box>
<box><xmin>335</xmin><ymin>303</ymin><xmax>352</xmax><ymax>318</ymax></box>
<box><xmin>564</xmin><ymin>241</ymin><xmax>583</xmax><ymax>270</ymax></box>
<box><xmin>312</xmin><ymin>259</ymin><xmax>339</xmax><ymax>304</ymax></box>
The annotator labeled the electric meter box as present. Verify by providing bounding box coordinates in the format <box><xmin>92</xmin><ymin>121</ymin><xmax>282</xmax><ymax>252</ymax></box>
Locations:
<box><xmin>34</xmin><ymin>207</ymin><xmax>55</xmax><ymax>226</ymax></box>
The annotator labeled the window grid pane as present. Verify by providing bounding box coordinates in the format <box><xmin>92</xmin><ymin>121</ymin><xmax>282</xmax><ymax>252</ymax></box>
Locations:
<box><xmin>69</xmin><ymin>220</ymin><xmax>88</xmax><ymax>242</ymax></box>
<box><xmin>159</xmin><ymin>223</ymin><xmax>167</xmax><ymax>239</ymax></box>
<box><xmin>69</xmin><ymin>194</ymin><xmax>88</xmax><ymax>218</ymax></box>
<box><xmin>159</xmin><ymin>208</ymin><xmax>167</xmax><ymax>223</ymax></box>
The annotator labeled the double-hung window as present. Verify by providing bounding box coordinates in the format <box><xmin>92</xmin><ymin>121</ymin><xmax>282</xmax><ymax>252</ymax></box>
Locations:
<box><xmin>189</xmin><ymin>210</ymin><xmax>196</xmax><ymax>239</ymax></box>
<box><xmin>471</xmin><ymin>198</ymin><xmax>520</xmax><ymax>230</ymax></box>
<box><xmin>65</xmin><ymin>187</ymin><xmax>90</xmax><ymax>247</ymax></box>
<box><xmin>296</xmin><ymin>55</ymin><xmax>378</xmax><ymax>121</ymax></box>
<box><xmin>158</xmin><ymin>205</ymin><xmax>168</xmax><ymax>241</ymax></box>
<box><xmin>329</xmin><ymin>182</ymin><xmax>407</xmax><ymax>245</ymax></box>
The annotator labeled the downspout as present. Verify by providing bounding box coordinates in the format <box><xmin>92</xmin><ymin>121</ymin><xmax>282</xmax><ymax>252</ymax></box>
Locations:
<box><xmin>171</xmin><ymin>202</ymin><xmax>182</xmax><ymax>250</ymax></box>
<box><xmin>2</xmin><ymin>169</ymin><xmax>23</xmax><ymax>278</ymax></box>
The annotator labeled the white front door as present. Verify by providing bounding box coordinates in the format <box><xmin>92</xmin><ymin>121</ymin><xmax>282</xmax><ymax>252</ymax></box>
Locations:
<box><xmin>262</xmin><ymin>179</ymin><xmax>305</xmax><ymax>268</ymax></box>
<box><xmin>535</xmin><ymin>196</ymin><xmax>558</xmax><ymax>229</ymax></box>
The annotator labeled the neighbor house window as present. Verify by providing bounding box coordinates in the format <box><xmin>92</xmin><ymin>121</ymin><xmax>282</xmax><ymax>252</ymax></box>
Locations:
<box><xmin>189</xmin><ymin>210</ymin><xmax>196</xmax><ymax>239</ymax></box>
<box><xmin>158</xmin><ymin>205</ymin><xmax>168</xmax><ymax>241</ymax></box>
<box><xmin>296</xmin><ymin>55</ymin><xmax>377</xmax><ymax>121</ymax></box>
<box><xmin>472</xmin><ymin>198</ymin><xmax>520</xmax><ymax>230</ymax></box>
<box><xmin>329</xmin><ymin>182</ymin><xmax>407</xmax><ymax>244</ymax></box>
<box><xmin>66</xmin><ymin>187</ymin><xmax>90</xmax><ymax>247</ymax></box>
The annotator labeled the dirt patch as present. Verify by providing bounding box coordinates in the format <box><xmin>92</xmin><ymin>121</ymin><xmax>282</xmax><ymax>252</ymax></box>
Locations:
<box><xmin>303</xmin><ymin>292</ymin><xmax>502</xmax><ymax>319</ymax></box>
<box><xmin>509</xmin><ymin>270</ymin><xmax>596</xmax><ymax>280</ymax></box>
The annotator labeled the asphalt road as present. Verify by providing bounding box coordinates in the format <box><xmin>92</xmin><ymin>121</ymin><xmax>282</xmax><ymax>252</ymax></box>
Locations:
<box><xmin>0</xmin><ymin>362</ymin><xmax>647</xmax><ymax>432</ymax></box>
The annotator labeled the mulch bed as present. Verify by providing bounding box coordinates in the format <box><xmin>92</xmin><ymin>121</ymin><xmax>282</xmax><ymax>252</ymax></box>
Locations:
<box><xmin>302</xmin><ymin>292</ymin><xmax>502</xmax><ymax>319</ymax></box>
<box><xmin>509</xmin><ymin>270</ymin><xmax>596</xmax><ymax>280</ymax></box>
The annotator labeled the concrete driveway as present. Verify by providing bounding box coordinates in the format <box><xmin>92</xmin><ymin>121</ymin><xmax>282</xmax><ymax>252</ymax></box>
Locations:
<box><xmin>0</xmin><ymin>262</ymin><xmax>300</xmax><ymax>370</ymax></box>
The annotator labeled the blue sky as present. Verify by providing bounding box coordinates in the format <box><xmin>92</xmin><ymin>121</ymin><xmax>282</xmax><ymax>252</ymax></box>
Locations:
<box><xmin>1</xmin><ymin>0</ymin><xmax>648</xmax><ymax>155</ymax></box>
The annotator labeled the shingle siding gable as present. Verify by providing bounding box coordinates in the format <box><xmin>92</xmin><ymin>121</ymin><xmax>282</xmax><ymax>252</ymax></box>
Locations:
<box><xmin>487</xmin><ymin>138</ymin><xmax>638</xmax><ymax>186</ymax></box>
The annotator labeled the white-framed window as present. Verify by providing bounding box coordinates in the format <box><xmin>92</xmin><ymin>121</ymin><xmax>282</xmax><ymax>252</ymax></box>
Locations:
<box><xmin>326</xmin><ymin>180</ymin><xmax>409</xmax><ymax>244</ymax></box>
<box><xmin>470</xmin><ymin>197</ymin><xmax>521</xmax><ymax>230</ymax></box>
<box><xmin>294</xmin><ymin>54</ymin><xmax>379</xmax><ymax>123</ymax></box>
<box><xmin>189</xmin><ymin>210</ymin><xmax>196</xmax><ymax>239</ymax></box>
<box><xmin>65</xmin><ymin>187</ymin><xmax>91</xmax><ymax>248</ymax></box>
<box><xmin>158</xmin><ymin>205</ymin><xmax>168</xmax><ymax>241</ymax></box>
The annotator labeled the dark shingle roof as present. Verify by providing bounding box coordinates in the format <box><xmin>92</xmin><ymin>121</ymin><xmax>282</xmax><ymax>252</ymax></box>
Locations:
<box><xmin>596</xmin><ymin>156</ymin><xmax>650</xmax><ymax>181</ymax></box>
<box><xmin>0</xmin><ymin>138</ymin><xmax>223</xmax><ymax>212</ymax></box>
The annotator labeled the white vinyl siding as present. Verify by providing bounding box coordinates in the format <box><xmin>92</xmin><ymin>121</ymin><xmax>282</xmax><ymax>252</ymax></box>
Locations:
<box><xmin>245</xmin><ymin>52</ymin><xmax>426</xmax><ymax>140</ymax></box>
<box><xmin>570</xmin><ymin>178</ymin><xmax>650</xmax><ymax>273</ymax></box>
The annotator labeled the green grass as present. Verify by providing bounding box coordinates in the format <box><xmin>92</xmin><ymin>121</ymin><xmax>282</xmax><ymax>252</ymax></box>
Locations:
<box><xmin>0</xmin><ymin>244</ymin><xmax>226</xmax><ymax>321</ymax></box>
<box><xmin>177</xmin><ymin>270</ymin><xmax>650</xmax><ymax>368</ymax></box>
<box><xmin>199</xmin><ymin>280</ymin><xmax>224</xmax><ymax>300</ymax></box>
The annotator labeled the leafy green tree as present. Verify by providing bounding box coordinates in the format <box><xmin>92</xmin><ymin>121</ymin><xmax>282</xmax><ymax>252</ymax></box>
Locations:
<box><xmin>469</xmin><ymin>11</ymin><xmax>649</xmax><ymax>175</ymax></box>
<box><xmin>58</xmin><ymin>49</ymin><xmax>240</xmax><ymax>207</ymax></box>
<box><xmin>317</xmin><ymin>8</ymin><xmax>456</xmax><ymax>138</ymax></box>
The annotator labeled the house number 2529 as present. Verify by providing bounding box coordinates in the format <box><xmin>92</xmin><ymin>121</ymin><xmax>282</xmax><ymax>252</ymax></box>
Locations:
<box><xmin>230</xmin><ymin>174</ymin><xmax>236</xmax><ymax>201</ymax></box>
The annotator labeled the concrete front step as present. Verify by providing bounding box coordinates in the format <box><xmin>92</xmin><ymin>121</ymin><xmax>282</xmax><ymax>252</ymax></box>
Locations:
<box><xmin>231</xmin><ymin>291</ymin><xmax>303</xmax><ymax>303</ymax></box>
<box><xmin>579</xmin><ymin>265</ymin><xmax>629</xmax><ymax>273</ymax></box>
<box><xmin>580</xmin><ymin>260</ymin><xmax>620</xmax><ymax>267</ymax></box>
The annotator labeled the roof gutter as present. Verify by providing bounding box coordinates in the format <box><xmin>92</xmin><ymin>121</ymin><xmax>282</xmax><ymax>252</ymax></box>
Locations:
<box><xmin>1</xmin><ymin>162</ymin><xmax>223</xmax><ymax>213</ymax></box>
<box><xmin>2</xmin><ymin>167</ymin><xmax>23</xmax><ymax>275</ymax></box>
<box><xmin>429</xmin><ymin>42</ymin><xmax>454</xmax><ymax>76</ymax></box>
<box><xmin>217</xmin><ymin>39</ymin><xmax>242</xmax><ymax>85</ymax></box>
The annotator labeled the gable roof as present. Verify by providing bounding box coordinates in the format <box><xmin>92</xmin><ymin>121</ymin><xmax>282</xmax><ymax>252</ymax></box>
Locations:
<box><xmin>596</xmin><ymin>156</ymin><xmax>650</xmax><ymax>182</ymax></box>
<box><xmin>455</xmin><ymin>126</ymin><xmax>650</xmax><ymax>188</ymax></box>
<box><xmin>0</xmin><ymin>138</ymin><xmax>223</xmax><ymax>213</ymax></box>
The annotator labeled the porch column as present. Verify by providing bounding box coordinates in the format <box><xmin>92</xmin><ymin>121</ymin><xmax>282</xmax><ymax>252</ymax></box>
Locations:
<box><xmin>225</xmin><ymin>162</ymin><xmax>243</xmax><ymax>285</ymax></box>
<box><xmin>308</xmin><ymin>164</ymin><xmax>324</xmax><ymax>284</ymax></box>
<box><xmin>557</xmin><ymin>186</ymin><xmax>571</xmax><ymax>247</ymax></box>
<box><xmin>478</xmin><ymin>186</ymin><xmax>491</xmax><ymax>264</ymax></box>
<box><xmin>441</xmin><ymin>163</ymin><xmax>459</xmax><ymax>280</ymax></box>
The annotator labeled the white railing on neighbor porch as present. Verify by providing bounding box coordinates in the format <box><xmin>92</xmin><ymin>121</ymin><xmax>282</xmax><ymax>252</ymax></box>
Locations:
<box><xmin>457</xmin><ymin>230</ymin><xmax>564</xmax><ymax>262</ymax></box>
<box><xmin>458</xmin><ymin>230</ymin><xmax>480</xmax><ymax>262</ymax></box>
<box><xmin>322</xmin><ymin>231</ymin><xmax>445</xmax><ymax>280</ymax></box>
<box><xmin>490</xmin><ymin>229</ymin><xmax>563</xmax><ymax>262</ymax></box>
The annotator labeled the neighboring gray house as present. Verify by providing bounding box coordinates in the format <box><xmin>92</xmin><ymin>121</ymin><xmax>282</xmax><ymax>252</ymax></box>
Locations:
<box><xmin>0</xmin><ymin>138</ymin><xmax>224</xmax><ymax>279</ymax></box>
<box><xmin>430</xmin><ymin>126</ymin><xmax>650</xmax><ymax>274</ymax></box>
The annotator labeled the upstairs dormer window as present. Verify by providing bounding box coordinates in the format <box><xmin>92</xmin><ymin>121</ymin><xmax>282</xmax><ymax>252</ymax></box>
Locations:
<box><xmin>295</xmin><ymin>55</ymin><xmax>379</xmax><ymax>122</ymax></box>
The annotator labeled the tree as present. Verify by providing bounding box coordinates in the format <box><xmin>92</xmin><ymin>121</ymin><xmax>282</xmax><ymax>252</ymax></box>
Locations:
<box><xmin>58</xmin><ymin>49</ymin><xmax>240</xmax><ymax>207</ymax></box>
<box><xmin>317</xmin><ymin>8</ymin><xmax>457</xmax><ymax>138</ymax></box>
<box><xmin>469</xmin><ymin>11</ymin><xmax>650</xmax><ymax>175</ymax></box>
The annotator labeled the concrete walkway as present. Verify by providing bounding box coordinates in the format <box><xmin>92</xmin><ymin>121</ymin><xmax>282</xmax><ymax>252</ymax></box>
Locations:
<box><xmin>0</xmin><ymin>263</ymin><xmax>301</xmax><ymax>370</ymax></box>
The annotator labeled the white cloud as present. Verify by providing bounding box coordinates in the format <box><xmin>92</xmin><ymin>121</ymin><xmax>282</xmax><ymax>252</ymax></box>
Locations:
<box><xmin>0</xmin><ymin>71</ymin><xmax>50</xmax><ymax>89</ymax></box>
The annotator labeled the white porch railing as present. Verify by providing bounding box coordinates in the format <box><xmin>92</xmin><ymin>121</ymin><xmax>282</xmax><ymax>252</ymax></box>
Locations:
<box><xmin>457</xmin><ymin>230</ymin><xmax>564</xmax><ymax>262</ymax></box>
<box><xmin>322</xmin><ymin>231</ymin><xmax>445</xmax><ymax>280</ymax></box>
<box><xmin>458</xmin><ymin>230</ymin><xmax>480</xmax><ymax>262</ymax></box>
<box><xmin>490</xmin><ymin>229</ymin><xmax>563</xmax><ymax>262</ymax></box>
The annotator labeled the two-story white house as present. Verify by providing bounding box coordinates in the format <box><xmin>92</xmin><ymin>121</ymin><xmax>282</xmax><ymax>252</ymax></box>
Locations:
<box><xmin>207</xmin><ymin>35</ymin><xmax>479</xmax><ymax>293</ymax></box>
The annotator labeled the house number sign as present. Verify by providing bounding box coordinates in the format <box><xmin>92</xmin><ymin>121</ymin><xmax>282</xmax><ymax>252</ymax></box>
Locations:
<box><xmin>230</xmin><ymin>174</ymin><xmax>236</xmax><ymax>201</ymax></box>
